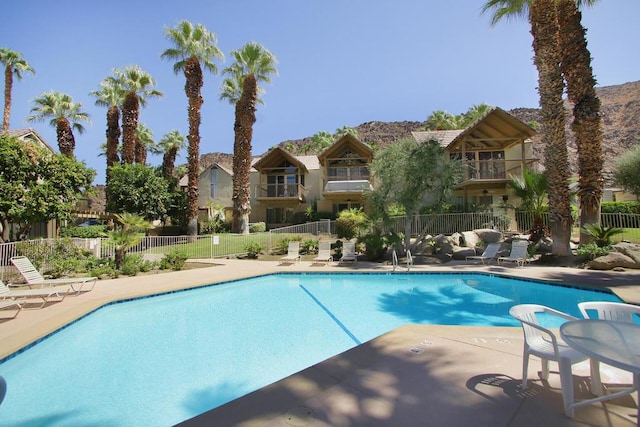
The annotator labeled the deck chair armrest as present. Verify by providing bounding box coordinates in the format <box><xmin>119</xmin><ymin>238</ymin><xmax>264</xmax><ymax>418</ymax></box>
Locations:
<box><xmin>542</xmin><ymin>307</ymin><xmax>578</xmax><ymax>322</ymax></box>
<box><xmin>515</xmin><ymin>317</ymin><xmax>561</xmax><ymax>349</ymax></box>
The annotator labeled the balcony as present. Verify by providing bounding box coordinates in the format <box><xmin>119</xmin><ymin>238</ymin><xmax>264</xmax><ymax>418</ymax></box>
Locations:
<box><xmin>322</xmin><ymin>179</ymin><xmax>373</xmax><ymax>199</ymax></box>
<box><xmin>457</xmin><ymin>159</ymin><xmax>539</xmax><ymax>187</ymax></box>
<box><xmin>255</xmin><ymin>183</ymin><xmax>306</xmax><ymax>203</ymax></box>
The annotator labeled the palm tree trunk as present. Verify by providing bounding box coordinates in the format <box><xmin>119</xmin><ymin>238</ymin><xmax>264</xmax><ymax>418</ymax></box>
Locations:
<box><xmin>3</xmin><ymin>65</ymin><xmax>12</xmax><ymax>131</ymax></box>
<box><xmin>56</xmin><ymin>117</ymin><xmax>75</xmax><ymax>157</ymax></box>
<box><xmin>105</xmin><ymin>106</ymin><xmax>120</xmax><ymax>188</ymax></box>
<box><xmin>530</xmin><ymin>0</ymin><xmax>572</xmax><ymax>255</ymax></box>
<box><xmin>162</xmin><ymin>147</ymin><xmax>178</xmax><ymax>181</ymax></box>
<box><xmin>556</xmin><ymin>0</ymin><xmax>604</xmax><ymax>244</ymax></box>
<box><xmin>121</xmin><ymin>93</ymin><xmax>138</xmax><ymax>164</ymax></box>
<box><xmin>232</xmin><ymin>74</ymin><xmax>257</xmax><ymax>235</ymax></box>
<box><xmin>135</xmin><ymin>136</ymin><xmax>147</xmax><ymax>165</ymax></box>
<box><xmin>184</xmin><ymin>56</ymin><xmax>203</xmax><ymax>236</ymax></box>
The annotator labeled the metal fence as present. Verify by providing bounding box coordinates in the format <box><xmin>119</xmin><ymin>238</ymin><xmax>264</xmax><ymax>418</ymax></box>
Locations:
<box><xmin>1</xmin><ymin>213</ymin><xmax>638</xmax><ymax>281</ymax></box>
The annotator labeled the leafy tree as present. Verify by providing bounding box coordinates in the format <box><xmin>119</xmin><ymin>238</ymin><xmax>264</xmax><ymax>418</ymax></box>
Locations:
<box><xmin>302</xmin><ymin>126</ymin><xmax>360</xmax><ymax>154</ymax></box>
<box><xmin>613</xmin><ymin>146</ymin><xmax>640</xmax><ymax>199</ymax></box>
<box><xmin>162</xmin><ymin>20</ymin><xmax>223</xmax><ymax>236</ymax></box>
<box><xmin>26</xmin><ymin>91</ymin><xmax>91</xmax><ymax>157</ymax></box>
<box><xmin>424</xmin><ymin>104</ymin><xmax>492</xmax><ymax>130</ymax></box>
<box><xmin>220</xmin><ymin>41</ymin><xmax>278</xmax><ymax>234</ymax></box>
<box><xmin>109</xmin><ymin>66</ymin><xmax>162</xmax><ymax>164</ymax></box>
<box><xmin>368</xmin><ymin>138</ymin><xmax>462</xmax><ymax>252</ymax></box>
<box><xmin>1</xmin><ymin>47</ymin><xmax>35</xmax><ymax>131</ymax></box>
<box><xmin>90</xmin><ymin>78</ymin><xmax>124</xmax><ymax>183</ymax></box>
<box><xmin>484</xmin><ymin>0</ymin><xmax>573</xmax><ymax>256</ymax></box>
<box><xmin>0</xmin><ymin>133</ymin><xmax>95</xmax><ymax>241</ymax></box>
<box><xmin>105</xmin><ymin>163</ymin><xmax>172</xmax><ymax>222</ymax></box>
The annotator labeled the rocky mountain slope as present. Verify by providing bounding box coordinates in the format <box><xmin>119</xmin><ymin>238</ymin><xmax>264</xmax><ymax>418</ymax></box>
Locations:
<box><xmin>202</xmin><ymin>81</ymin><xmax>640</xmax><ymax>186</ymax></box>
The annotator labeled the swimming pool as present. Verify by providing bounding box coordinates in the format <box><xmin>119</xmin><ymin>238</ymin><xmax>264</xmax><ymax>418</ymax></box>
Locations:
<box><xmin>0</xmin><ymin>272</ymin><xmax>621</xmax><ymax>426</ymax></box>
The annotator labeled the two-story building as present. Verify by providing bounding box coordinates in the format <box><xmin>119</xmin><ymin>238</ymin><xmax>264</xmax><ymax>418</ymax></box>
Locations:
<box><xmin>194</xmin><ymin>107</ymin><xmax>539</xmax><ymax>229</ymax></box>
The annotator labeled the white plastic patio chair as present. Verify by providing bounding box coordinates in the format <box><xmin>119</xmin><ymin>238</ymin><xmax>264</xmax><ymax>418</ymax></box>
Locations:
<box><xmin>510</xmin><ymin>304</ymin><xmax>589</xmax><ymax>417</ymax></box>
<box><xmin>279</xmin><ymin>241</ymin><xmax>301</xmax><ymax>264</ymax></box>
<box><xmin>497</xmin><ymin>240</ymin><xmax>530</xmax><ymax>267</ymax></box>
<box><xmin>466</xmin><ymin>242</ymin><xmax>502</xmax><ymax>264</ymax></box>
<box><xmin>578</xmin><ymin>301</ymin><xmax>640</xmax><ymax>396</ymax></box>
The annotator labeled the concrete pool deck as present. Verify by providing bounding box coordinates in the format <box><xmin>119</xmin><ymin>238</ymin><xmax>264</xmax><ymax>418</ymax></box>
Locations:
<box><xmin>1</xmin><ymin>259</ymin><xmax>640</xmax><ymax>426</ymax></box>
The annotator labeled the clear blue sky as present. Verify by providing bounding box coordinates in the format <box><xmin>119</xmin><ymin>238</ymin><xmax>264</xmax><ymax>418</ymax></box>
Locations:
<box><xmin>4</xmin><ymin>0</ymin><xmax>639</xmax><ymax>184</ymax></box>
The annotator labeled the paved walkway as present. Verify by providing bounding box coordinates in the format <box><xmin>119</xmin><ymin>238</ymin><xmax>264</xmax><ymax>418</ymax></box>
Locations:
<box><xmin>2</xmin><ymin>259</ymin><xmax>640</xmax><ymax>426</ymax></box>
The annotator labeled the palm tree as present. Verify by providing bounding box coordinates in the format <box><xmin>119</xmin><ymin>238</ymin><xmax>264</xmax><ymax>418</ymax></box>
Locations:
<box><xmin>220</xmin><ymin>42</ymin><xmax>278</xmax><ymax>234</ymax></box>
<box><xmin>1</xmin><ymin>48</ymin><xmax>35</xmax><ymax>131</ymax></box>
<box><xmin>109</xmin><ymin>66</ymin><xmax>162</xmax><ymax>165</ymax></box>
<box><xmin>152</xmin><ymin>130</ymin><xmax>186</xmax><ymax>181</ymax></box>
<box><xmin>90</xmin><ymin>78</ymin><xmax>124</xmax><ymax>180</ymax></box>
<box><xmin>509</xmin><ymin>168</ymin><xmax>548</xmax><ymax>240</ymax></box>
<box><xmin>26</xmin><ymin>91</ymin><xmax>91</xmax><ymax>157</ymax></box>
<box><xmin>424</xmin><ymin>110</ymin><xmax>459</xmax><ymax>130</ymax></box>
<box><xmin>483</xmin><ymin>0</ymin><xmax>573</xmax><ymax>256</ymax></box>
<box><xmin>161</xmin><ymin>20</ymin><xmax>224</xmax><ymax>236</ymax></box>
<box><xmin>556</xmin><ymin>0</ymin><xmax>604</xmax><ymax>244</ymax></box>
<box><xmin>134</xmin><ymin>122</ymin><xmax>154</xmax><ymax>165</ymax></box>
<box><xmin>109</xmin><ymin>213</ymin><xmax>152</xmax><ymax>269</ymax></box>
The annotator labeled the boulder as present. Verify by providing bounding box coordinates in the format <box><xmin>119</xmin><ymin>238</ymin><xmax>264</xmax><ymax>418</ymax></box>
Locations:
<box><xmin>452</xmin><ymin>246</ymin><xmax>476</xmax><ymax>260</ymax></box>
<box><xmin>474</xmin><ymin>228</ymin><xmax>503</xmax><ymax>243</ymax></box>
<box><xmin>461</xmin><ymin>231</ymin><xmax>481</xmax><ymax>248</ymax></box>
<box><xmin>589</xmin><ymin>252</ymin><xmax>638</xmax><ymax>270</ymax></box>
<box><xmin>613</xmin><ymin>242</ymin><xmax>640</xmax><ymax>264</ymax></box>
<box><xmin>449</xmin><ymin>232</ymin><xmax>463</xmax><ymax>246</ymax></box>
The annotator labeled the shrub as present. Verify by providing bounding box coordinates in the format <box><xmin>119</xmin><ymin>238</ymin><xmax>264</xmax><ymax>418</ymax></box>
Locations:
<box><xmin>357</xmin><ymin>233</ymin><xmax>387</xmax><ymax>261</ymax></box>
<box><xmin>160</xmin><ymin>249</ymin><xmax>188</xmax><ymax>271</ymax></box>
<box><xmin>59</xmin><ymin>225</ymin><xmax>108</xmax><ymax>238</ymax></box>
<box><xmin>89</xmin><ymin>261</ymin><xmax>117</xmax><ymax>279</ymax></box>
<box><xmin>601</xmin><ymin>201</ymin><xmax>640</xmax><ymax>214</ymax></box>
<box><xmin>244</xmin><ymin>242</ymin><xmax>264</xmax><ymax>259</ymax></box>
<box><xmin>576</xmin><ymin>243</ymin><xmax>610</xmax><ymax>260</ymax></box>
<box><xmin>300</xmin><ymin>239</ymin><xmax>319</xmax><ymax>255</ymax></box>
<box><xmin>274</xmin><ymin>236</ymin><xmax>302</xmax><ymax>254</ymax></box>
<box><xmin>582</xmin><ymin>223</ymin><xmax>623</xmax><ymax>247</ymax></box>
<box><xmin>249</xmin><ymin>222</ymin><xmax>266</xmax><ymax>233</ymax></box>
<box><xmin>199</xmin><ymin>219</ymin><xmax>230</xmax><ymax>234</ymax></box>
<box><xmin>335</xmin><ymin>217</ymin><xmax>359</xmax><ymax>240</ymax></box>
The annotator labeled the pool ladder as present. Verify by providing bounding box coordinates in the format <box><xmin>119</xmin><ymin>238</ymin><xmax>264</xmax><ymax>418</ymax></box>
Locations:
<box><xmin>392</xmin><ymin>249</ymin><xmax>413</xmax><ymax>272</ymax></box>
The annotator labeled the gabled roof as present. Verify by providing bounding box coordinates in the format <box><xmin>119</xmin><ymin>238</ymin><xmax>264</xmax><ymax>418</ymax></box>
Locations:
<box><xmin>4</xmin><ymin>128</ymin><xmax>56</xmax><ymax>153</ymax></box>
<box><xmin>412</xmin><ymin>107</ymin><xmax>536</xmax><ymax>151</ymax></box>
<box><xmin>252</xmin><ymin>146</ymin><xmax>319</xmax><ymax>171</ymax></box>
<box><xmin>178</xmin><ymin>162</ymin><xmax>233</xmax><ymax>187</ymax></box>
<box><xmin>317</xmin><ymin>134</ymin><xmax>373</xmax><ymax>163</ymax></box>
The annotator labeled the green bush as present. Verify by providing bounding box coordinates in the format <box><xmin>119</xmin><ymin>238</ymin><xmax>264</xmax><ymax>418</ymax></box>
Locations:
<box><xmin>576</xmin><ymin>243</ymin><xmax>610</xmax><ymax>260</ymax></box>
<box><xmin>601</xmin><ymin>201</ymin><xmax>640</xmax><ymax>214</ymax></box>
<box><xmin>160</xmin><ymin>249</ymin><xmax>188</xmax><ymax>271</ymax></box>
<box><xmin>120</xmin><ymin>254</ymin><xmax>143</xmax><ymax>276</ymax></box>
<box><xmin>582</xmin><ymin>223</ymin><xmax>623</xmax><ymax>247</ymax></box>
<box><xmin>335</xmin><ymin>217</ymin><xmax>359</xmax><ymax>240</ymax></box>
<box><xmin>199</xmin><ymin>219</ymin><xmax>231</xmax><ymax>234</ymax></box>
<box><xmin>249</xmin><ymin>222</ymin><xmax>266</xmax><ymax>233</ymax></box>
<box><xmin>89</xmin><ymin>261</ymin><xmax>117</xmax><ymax>279</ymax></box>
<box><xmin>59</xmin><ymin>225</ymin><xmax>108</xmax><ymax>238</ymax></box>
<box><xmin>357</xmin><ymin>233</ymin><xmax>387</xmax><ymax>261</ymax></box>
<box><xmin>300</xmin><ymin>239</ymin><xmax>319</xmax><ymax>255</ymax></box>
<box><xmin>244</xmin><ymin>242</ymin><xmax>264</xmax><ymax>259</ymax></box>
<box><xmin>274</xmin><ymin>236</ymin><xmax>302</xmax><ymax>254</ymax></box>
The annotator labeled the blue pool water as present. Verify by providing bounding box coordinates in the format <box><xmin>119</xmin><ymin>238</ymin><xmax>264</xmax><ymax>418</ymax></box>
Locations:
<box><xmin>0</xmin><ymin>273</ymin><xmax>621</xmax><ymax>426</ymax></box>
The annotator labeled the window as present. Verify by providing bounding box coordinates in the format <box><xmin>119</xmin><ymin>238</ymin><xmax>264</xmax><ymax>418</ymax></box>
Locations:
<box><xmin>210</xmin><ymin>167</ymin><xmax>218</xmax><ymax>198</ymax></box>
<box><xmin>478</xmin><ymin>151</ymin><xmax>505</xmax><ymax>179</ymax></box>
<box><xmin>267</xmin><ymin>207</ymin><xmax>294</xmax><ymax>224</ymax></box>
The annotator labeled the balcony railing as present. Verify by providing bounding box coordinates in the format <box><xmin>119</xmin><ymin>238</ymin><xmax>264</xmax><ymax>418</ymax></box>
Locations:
<box><xmin>460</xmin><ymin>159</ymin><xmax>539</xmax><ymax>182</ymax></box>
<box><xmin>255</xmin><ymin>183</ymin><xmax>306</xmax><ymax>201</ymax></box>
<box><xmin>323</xmin><ymin>179</ymin><xmax>373</xmax><ymax>193</ymax></box>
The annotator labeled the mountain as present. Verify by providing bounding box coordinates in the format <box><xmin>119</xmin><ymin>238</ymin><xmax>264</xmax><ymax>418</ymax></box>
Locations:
<box><xmin>201</xmin><ymin>80</ymin><xmax>640</xmax><ymax>186</ymax></box>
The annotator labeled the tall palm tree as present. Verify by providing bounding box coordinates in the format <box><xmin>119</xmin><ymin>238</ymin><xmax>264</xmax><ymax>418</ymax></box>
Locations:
<box><xmin>161</xmin><ymin>20</ymin><xmax>224</xmax><ymax>236</ymax></box>
<box><xmin>90</xmin><ymin>78</ymin><xmax>124</xmax><ymax>180</ymax></box>
<box><xmin>0</xmin><ymin>48</ymin><xmax>35</xmax><ymax>131</ymax></box>
<box><xmin>424</xmin><ymin>110</ymin><xmax>459</xmax><ymax>130</ymax></box>
<box><xmin>483</xmin><ymin>0</ymin><xmax>573</xmax><ymax>256</ymax></box>
<box><xmin>152</xmin><ymin>130</ymin><xmax>186</xmax><ymax>181</ymax></box>
<box><xmin>220</xmin><ymin>42</ymin><xmax>278</xmax><ymax>234</ymax></box>
<box><xmin>109</xmin><ymin>66</ymin><xmax>162</xmax><ymax>165</ymax></box>
<box><xmin>134</xmin><ymin>122</ymin><xmax>154</xmax><ymax>165</ymax></box>
<box><xmin>26</xmin><ymin>91</ymin><xmax>91</xmax><ymax>157</ymax></box>
<box><xmin>556</xmin><ymin>0</ymin><xmax>604</xmax><ymax>244</ymax></box>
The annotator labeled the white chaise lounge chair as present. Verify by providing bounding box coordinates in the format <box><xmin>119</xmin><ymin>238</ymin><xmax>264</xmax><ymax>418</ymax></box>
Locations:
<box><xmin>279</xmin><ymin>241</ymin><xmax>301</xmax><ymax>264</ymax></box>
<box><xmin>497</xmin><ymin>240</ymin><xmax>530</xmax><ymax>267</ymax></box>
<box><xmin>10</xmin><ymin>256</ymin><xmax>97</xmax><ymax>295</ymax></box>
<box><xmin>465</xmin><ymin>242</ymin><xmax>502</xmax><ymax>264</ymax></box>
<box><xmin>339</xmin><ymin>241</ymin><xmax>357</xmax><ymax>264</ymax></box>
<box><xmin>312</xmin><ymin>242</ymin><xmax>333</xmax><ymax>265</ymax></box>
<box><xmin>0</xmin><ymin>299</ymin><xmax>22</xmax><ymax>319</ymax></box>
<box><xmin>0</xmin><ymin>280</ymin><xmax>70</xmax><ymax>309</ymax></box>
